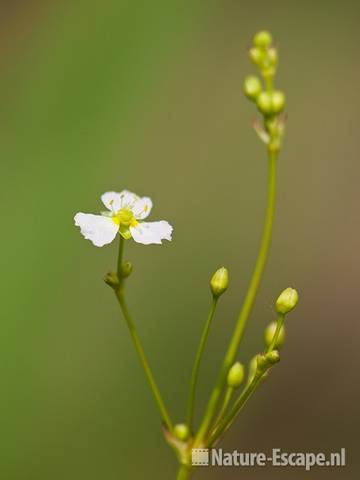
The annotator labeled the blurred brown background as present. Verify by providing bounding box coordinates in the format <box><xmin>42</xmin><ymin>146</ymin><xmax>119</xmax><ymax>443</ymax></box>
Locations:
<box><xmin>0</xmin><ymin>1</ymin><xmax>359</xmax><ymax>478</ymax></box>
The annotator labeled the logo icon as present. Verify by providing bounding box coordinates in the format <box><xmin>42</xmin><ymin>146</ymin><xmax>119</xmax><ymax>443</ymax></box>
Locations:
<box><xmin>192</xmin><ymin>449</ymin><xmax>210</xmax><ymax>466</ymax></box>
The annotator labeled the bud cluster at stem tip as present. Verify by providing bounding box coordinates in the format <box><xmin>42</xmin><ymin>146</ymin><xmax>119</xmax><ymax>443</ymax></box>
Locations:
<box><xmin>243</xmin><ymin>30</ymin><xmax>286</xmax><ymax>151</ymax></box>
<box><xmin>210</xmin><ymin>267</ymin><xmax>229</xmax><ymax>298</ymax></box>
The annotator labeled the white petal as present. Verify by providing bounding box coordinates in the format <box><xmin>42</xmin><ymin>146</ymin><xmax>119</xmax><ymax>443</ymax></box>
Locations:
<box><xmin>118</xmin><ymin>190</ymin><xmax>139</xmax><ymax>209</ymax></box>
<box><xmin>130</xmin><ymin>221</ymin><xmax>173</xmax><ymax>245</ymax></box>
<box><xmin>132</xmin><ymin>196</ymin><xmax>153</xmax><ymax>220</ymax></box>
<box><xmin>74</xmin><ymin>213</ymin><xmax>118</xmax><ymax>247</ymax></box>
<box><xmin>101</xmin><ymin>192</ymin><xmax>122</xmax><ymax>212</ymax></box>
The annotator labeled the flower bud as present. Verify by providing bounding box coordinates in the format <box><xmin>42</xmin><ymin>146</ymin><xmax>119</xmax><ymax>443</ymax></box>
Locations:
<box><xmin>264</xmin><ymin>321</ymin><xmax>285</xmax><ymax>349</ymax></box>
<box><xmin>256</xmin><ymin>353</ymin><xmax>268</xmax><ymax>372</ymax></box>
<box><xmin>271</xmin><ymin>90</ymin><xmax>285</xmax><ymax>113</ymax></box>
<box><xmin>275</xmin><ymin>287</ymin><xmax>299</xmax><ymax>315</ymax></box>
<box><xmin>257</xmin><ymin>91</ymin><xmax>273</xmax><ymax>115</ymax></box>
<box><xmin>257</xmin><ymin>350</ymin><xmax>280</xmax><ymax>372</ymax></box>
<box><xmin>266</xmin><ymin>350</ymin><xmax>280</xmax><ymax>365</ymax></box>
<box><xmin>173</xmin><ymin>423</ymin><xmax>190</xmax><ymax>442</ymax></box>
<box><xmin>249</xmin><ymin>47</ymin><xmax>264</xmax><ymax>66</ymax></box>
<box><xmin>227</xmin><ymin>362</ymin><xmax>245</xmax><ymax>388</ymax></box>
<box><xmin>210</xmin><ymin>267</ymin><xmax>229</xmax><ymax>298</ymax></box>
<box><xmin>121</xmin><ymin>261</ymin><xmax>133</xmax><ymax>278</ymax></box>
<box><xmin>244</xmin><ymin>75</ymin><xmax>262</xmax><ymax>100</ymax></box>
<box><xmin>267</xmin><ymin>47</ymin><xmax>278</xmax><ymax>66</ymax></box>
<box><xmin>104</xmin><ymin>271</ymin><xmax>119</xmax><ymax>289</ymax></box>
<box><xmin>257</xmin><ymin>91</ymin><xmax>285</xmax><ymax>116</ymax></box>
<box><xmin>253</xmin><ymin>30</ymin><xmax>273</xmax><ymax>48</ymax></box>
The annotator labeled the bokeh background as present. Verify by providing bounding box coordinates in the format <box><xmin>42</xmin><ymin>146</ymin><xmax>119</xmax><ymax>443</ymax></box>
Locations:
<box><xmin>1</xmin><ymin>1</ymin><xmax>359</xmax><ymax>479</ymax></box>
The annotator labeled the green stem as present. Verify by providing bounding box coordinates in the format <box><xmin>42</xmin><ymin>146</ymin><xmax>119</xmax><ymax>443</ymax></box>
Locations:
<box><xmin>114</xmin><ymin>237</ymin><xmax>173</xmax><ymax>432</ymax></box>
<box><xmin>176</xmin><ymin>464</ymin><xmax>192</xmax><ymax>480</ymax></box>
<box><xmin>267</xmin><ymin>313</ymin><xmax>285</xmax><ymax>353</ymax></box>
<box><xmin>212</xmin><ymin>386</ymin><xmax>234</xmax><ymax>432</ymax></box>
<box><xmin>117</xmin><ymin>234</ymin><xmax>125</xmax><ymax>278</ymax></box>
<box><xmin>186</xmin><ymin>298</ymin><xmax>218</xmax><ymax>430</ymax></box>
<box><xmin>195</xmin><ymin>149</ymin><xmax>277</xmax><ymax>445</ymax></box>
<box><xmin>210</xmin><ymin>374</ymin><xmax>264</xmax><ymax>446</ymax></box>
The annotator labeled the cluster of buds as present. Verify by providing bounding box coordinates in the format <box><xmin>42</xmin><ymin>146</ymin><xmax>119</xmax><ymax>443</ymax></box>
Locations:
<box><xmin>243</xmin><ymin>30</ymin><xmax>286</xmax><ymax>152</ymax></box>
<box><xmin>247</xmin><ymin>349</ymin><xmax>280</xmax><ymax>385</ymax></box>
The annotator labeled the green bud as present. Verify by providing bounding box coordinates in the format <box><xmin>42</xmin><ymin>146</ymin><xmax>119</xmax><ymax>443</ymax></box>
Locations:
<box><xmin>271</xmin><ymin>90</ymin><xmax>286</xmax><ymax>113</ymax></box>
<box><xmin>249</xmin><ymin>47</ymin><xmax>264</xmax><ymax>66</ymax></box>
<box><xmin>257</xmin><ymin>91</ymin><xmax>273</xmax><ymax>115</ymax></box>
<box><xmin>257</xmin><ymin>350</ymin><xmax>280</xmax><ymax>373</ymax></box>
<box><xmin>267</xmin><ymin>47</ymin><xmax>278</xmax><ymax>66</ymax></box>
<box><xmin>257</xmin><ymin>91</ymin><xmax>285</xmax><ymax>116</ymax></box>
<box><xmin>264</xmin><ymin>321</ymin><xmax>285</xmax><ymax>349</ymax></box>
<box><xmin>227</xmin><ymin>362</ymin><xmax>245</xmax><ymax>388</ymax></box>
<box><xmin>256</xmin><ymin>353</ymin><xmax>268</xmax><ymax>372</ymax></box>
<box><xmin>210</xmin><ymin>267</ymin><xmax>229</xmax><ymax>298</ymax></box>
<box><xmin>275</xmin><ymin>287</ymin><xmax>299</xmax><ymax>315</ymax></box>
<box><xmin>121</xmin><ymin>261</ymin><xmax>133</xmax><ymax>278</ymax></box>
<box><xmin>173</xmin><ymin>423</ymin><xmax>190</xmax><ymax>442</ymax></box>
<box><xmin>244</xmin><ymin>75</ymin><xmax>262</xmax><ymax>100</ymax></box>
<box><xmin>253</xmin><ymin>30</ymin><xmax>273</xmax><ymax>48</ymax></box>
<box><xmin>104</xmin><ymin>271</ymin><xmax>119</xmax><ymax>289</ymax></box>
<box><xmin>266</xmin><ymin>350</ymin><xmax>280</xmax><ymax>365</ymax></box>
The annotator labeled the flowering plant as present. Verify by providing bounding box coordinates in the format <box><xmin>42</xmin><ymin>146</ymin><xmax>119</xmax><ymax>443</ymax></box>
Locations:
<box><xmin>75</xmin><ymin>31</ymin><xmax>298</xmax><ymax>480</ymax></box>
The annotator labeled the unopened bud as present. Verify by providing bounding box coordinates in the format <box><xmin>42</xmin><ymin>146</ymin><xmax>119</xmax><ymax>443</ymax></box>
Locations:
<box><xmin>256</xmin><ymin>353</ymin><xmax>268</xmax><ymax>372</ymax></box>
<box><xmin>257</xmin><ymin>91</ymin><xmax>285</xmax><ymax>116</ymax></box>
<box><xmin>173</xmin><ymin>423</ymin><xmax>190</xmax><ymax>442</ymax></box>
<box><xmin>257</xmin><ymin>350</ymin><xmax>280</xmax><ymax>372</ymax></box>
<box><xmin>121</xmin><ymin>261</ymin><xmax>133</xmax><ymax>278</ymax></box>
<box><xmin>266</xmin><ymin>350</ymin><xmax>280</xmax><ymax>365</ymax></box>
<box><xmin>264</xmin><ymin>321</ymin><xmax>285</xmax><ymax>349</ymax></box>
<box><xmin>257</xmin><ymin>91</ymin><xmax>273</xmax><ymax>115</ymax></box>
<box><xmin>253</xmin><ymin>30</ymin><xmax>273</xmax><ymax>48</ymax></box>
<box><xmin>210</xmin><ymin>267</ymin><xmax>229</xmax><ymax>298</ymax></box>
<box><xmin>275</xmin><ymin>287</ymin><xmax>299</xmax><ymax>315</ymax></box>
<box><xmin>267</xmin><ymin>47</ymin><xmax>278</xmax><ymax>66</ymax></box>
<box><xmin>227</xmin><ymin>362</ymin><xmax>245</xmax><ymax>388</ymax></box>
<box><xmin>271</xmin><ymin>90</ymin><xmax>286</xmax><ymax>113</ymax></box>
<box><xmin>244</xmin><ymin>75</ymin><xmax>262</xmax><ymax>100</ymax></box>
<box><xmin>249</xmin><ymin>47</ymin><xmax>264</xmax><ymax>66</ymax></box>
<box><xmin>104</xmin><ymin>271</ymin><xmax>119</xmax><ymax>289</ymax></box>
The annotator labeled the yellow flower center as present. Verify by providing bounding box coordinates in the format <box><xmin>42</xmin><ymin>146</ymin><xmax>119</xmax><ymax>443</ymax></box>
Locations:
<box><xmin>112</xmin><ymin>208</ymin><xmax>138</xmax><ymax>228</ymax></box>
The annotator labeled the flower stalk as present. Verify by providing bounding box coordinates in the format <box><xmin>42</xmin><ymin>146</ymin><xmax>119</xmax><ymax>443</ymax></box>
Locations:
<box><xmin>112</xmin><ymin>236</ymin><xmax>173</xmax><ymax>432</ymax></box>
<box><xmin>186</xmin><ymin>297</ymin><xmax>218</xmax><ymax>430</ymax></box>
<box><xmin>267</xmin><ymin>313</ymin><xmax>285</xmax><ymax>353</ymax></box>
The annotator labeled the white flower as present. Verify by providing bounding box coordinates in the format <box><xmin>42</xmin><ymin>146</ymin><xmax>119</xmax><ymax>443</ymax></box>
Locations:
<box><xmin>74</xmin><ymin>190</ymin><xmax>173</xmax><ymax>247</ymax></box>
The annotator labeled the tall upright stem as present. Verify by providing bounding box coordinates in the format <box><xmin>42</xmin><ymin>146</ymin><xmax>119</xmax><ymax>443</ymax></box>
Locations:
<box><xmin>195</xmin><ymin>149</ymin><xmax>278</xmax><ymax>444</ymax></box>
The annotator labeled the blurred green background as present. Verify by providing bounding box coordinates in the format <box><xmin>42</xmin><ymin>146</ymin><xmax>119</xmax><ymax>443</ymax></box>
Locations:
<box><xmin>1</xmin><ymin>1</ymin><xmax>359</xmax><ymax>478</ymax></box>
